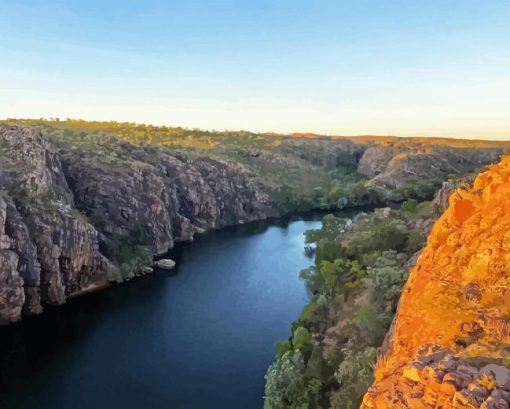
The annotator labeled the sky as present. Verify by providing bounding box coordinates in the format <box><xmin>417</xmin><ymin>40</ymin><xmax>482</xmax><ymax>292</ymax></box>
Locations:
<box><xmin>1</xmin><ymin>0</ymin><xmax>510</xmax><ymax>139</ymax></box>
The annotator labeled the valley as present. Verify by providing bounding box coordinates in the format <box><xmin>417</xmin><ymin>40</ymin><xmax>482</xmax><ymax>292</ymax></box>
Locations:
<box><xmin>0</xmin><ymin>120</ymin><xmax>508</xmax><ymax>409</ymax></box>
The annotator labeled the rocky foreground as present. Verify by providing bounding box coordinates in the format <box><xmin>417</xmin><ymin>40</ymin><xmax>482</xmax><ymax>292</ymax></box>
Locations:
<box><xmin>0</xmin><ymin>123</ymin><xmax>506</xmax><ymax>324</ymax></box>
<box><xmin>362</xmin><ymin>156</ymin><xmax>510</xmax><ymax>408</ymax></box>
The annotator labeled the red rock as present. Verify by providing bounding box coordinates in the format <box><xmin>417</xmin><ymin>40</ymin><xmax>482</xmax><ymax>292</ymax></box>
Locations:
<box><xmin>361</xmin><ymin>156</ymin><xmax>510</xmax><ymax>408</ymax></box>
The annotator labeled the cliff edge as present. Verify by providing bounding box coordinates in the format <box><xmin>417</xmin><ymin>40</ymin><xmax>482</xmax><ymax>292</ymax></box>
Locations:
<box><xmin>0</xmin><ymin>126</ymin><xmax>274</xmax><ymax>323</ymax></box>
<box><xmin>362</xmin><ymin>156</ymin><xmax>510</xmax><ymax>408</ymax></box>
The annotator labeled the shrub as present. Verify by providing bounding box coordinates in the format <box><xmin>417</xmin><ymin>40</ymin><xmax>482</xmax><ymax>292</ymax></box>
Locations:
<box><xmin>329</xmin><ymin>348</ymin><xmax>377</xmax><ymax>409</ymax></box>
<box><xmin>108</xmin><ymin>224</ymin><xmax>151</xmax><ymax>280</ymax></box>
<box><xmin>264</xmin><ymin>350</ymin><xmax>322</xmax><ymax>409</ymax></box>
<box><xmin>406</xmin><ymin>229</ymin><xmax>426</xmax><ymax>254</ymax></box>
<box><xmin>346</xmin><ymin>219</ymin><xmax>408</xmax><ymax>256</ymax></box>
<box><xmin>292</xmin><ymin>327</ymin><xmax>314</xmax><ymax>357</ymax></box>
<box><xmin>400</xmin><ymin>198</ymin><xmax>418</xmax><ymax>213</ymax></box>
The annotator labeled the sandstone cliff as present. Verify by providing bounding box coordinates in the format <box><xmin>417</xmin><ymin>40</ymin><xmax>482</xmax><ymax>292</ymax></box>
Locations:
<box><xmin>0</xmin><ymin>126</ymin><xmax>274</xmax><ymax>323</ymax></box>
<box><xmin>362</xmin><ymin>156</ymin><xmax>510</xmax><ymax>409</ymax></box>
<box><xmin>359</xmin><ymin>145</ymin><xmax>501</xmax><ymax>190</ymax></box>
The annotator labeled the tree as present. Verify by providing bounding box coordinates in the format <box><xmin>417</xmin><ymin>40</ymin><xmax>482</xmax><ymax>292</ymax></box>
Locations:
<box><xmin>364</xmin><ymin>250</ymin><xmax>408</xmax><ymax>312</ymax></box>
<box><xmin>329</xmin><ymin>348</ymin><xmax>377</xmax><ymax>409</ymax></box>
<box><xmin>292</xmin><ymin>326</ymin><xmax>313</xmax><ymax>357</ymax></box>
<box><xmin>264</xmin><ymin>351</ymin><xmax>322</xmax><ymax>409</ymax></box>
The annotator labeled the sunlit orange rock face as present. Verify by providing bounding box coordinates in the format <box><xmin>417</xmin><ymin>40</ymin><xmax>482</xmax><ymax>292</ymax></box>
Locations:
<box><xmin>362</xmin><ymin>156</ymin><xmax>510</xmax><ymax>409</ymax></box>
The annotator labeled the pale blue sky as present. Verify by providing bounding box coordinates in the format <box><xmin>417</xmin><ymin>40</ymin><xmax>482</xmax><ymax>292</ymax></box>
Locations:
<box><xmin>1</xmin><ymin>0</ymin><xmax>510</xmax><ymax>138</ymax></box>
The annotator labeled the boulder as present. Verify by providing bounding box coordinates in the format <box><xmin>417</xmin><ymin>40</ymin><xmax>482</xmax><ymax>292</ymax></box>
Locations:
<box><xmin>480</xmin><ymin>365</ymin><xmax>510</xmax><ymax>390</ymax></box>
<box><xmin>154</xmin><ymin>259</ymin><xmax>176</xmax><ymax>270</ymax></box>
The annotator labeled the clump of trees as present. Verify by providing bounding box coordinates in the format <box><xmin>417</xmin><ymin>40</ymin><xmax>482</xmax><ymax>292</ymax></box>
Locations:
<box><xmin>264</xmin><ymin>210</ymin><xmax>429</xmax><ymax>409</ymax></box>
<box><xmin>313</xmin><ymin>182</ymin><xmax>384</xmax><ymax>210</ymax></box>
<box><xmin>107</xmin><ymin>224</ymin><xmax>152</xmax><ymax>282</ymax></box>
<box><xmin>396</xmin><ymin>179</ymin><xmax>443</xmax><ymax>201</ymax></box>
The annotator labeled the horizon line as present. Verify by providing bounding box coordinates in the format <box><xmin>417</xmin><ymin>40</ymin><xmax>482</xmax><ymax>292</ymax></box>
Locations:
<box><xmin>3</xmin><ymin>117</ymin><xmax>510</xmax><ymax>143</ymax></box>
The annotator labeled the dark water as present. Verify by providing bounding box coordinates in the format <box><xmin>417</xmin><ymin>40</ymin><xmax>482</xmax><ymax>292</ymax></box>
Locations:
<box><xmin>0</xmin><ymin>215</ymin><xmax>326</xmax><ymax>409</ymax></box>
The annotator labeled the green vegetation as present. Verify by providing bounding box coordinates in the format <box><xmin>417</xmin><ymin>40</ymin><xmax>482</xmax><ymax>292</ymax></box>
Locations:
<box><xmin>264</xmin><ymin>207</ymin><xmax>431</xmax><ymax>409</ymax></box>
<box><xmin>400</xmin><ymin>198</ymin><xmax>419</xmax><ymax>213</ymax></box>
<box><xmin>107</xmin><ymin>224</ymin><xmax>152</xmax><ymax>282</ymax></box>
<box><xmin>4</xmin><ymin>119</ymin><xmax>484</xmax><ymax>217</ymax></box>
<box><xmin>313</xmin><ymin>180</ymin><xmax>383</xmax><ymax>211</ymax></box>
<box><xmin>400</xmin><ymin>199</ymin><xmax>433</xmax><ymax>220</ymax></box>
<box><xmin>1</xmin><ymin>118</ymin><xmax>385</xmax><ymax>213</ymax></box>
<box><xmin>396</xmin><ymin>178</ymin><xmax>443</xmax><ymax>201</ymax></box>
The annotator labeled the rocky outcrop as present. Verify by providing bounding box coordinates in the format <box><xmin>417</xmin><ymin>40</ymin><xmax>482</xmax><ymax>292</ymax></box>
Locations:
<box><xmin>432</xmin><ymin>175</ymin><xmax>476</xmax><ymax>215</ymax></box>
<box><xmin>0</xmin><ymin>126</ymin><xmax>109</xmax><ymax>323</ymax></box>
<box><xmin>362</xmin><ymin>156</ymin><xmax>510</xmax><ymax>408</ymax></box>
<box><xmin>365</xmin><ymin>344</ymin><xmax>510</xmax><ymax>409</ymax></box>
<box><xmin>60</xmin><ymin>140</ymin><xmax>274</xmax><ymax>256</ymax></box>
<box><xmin>358</xmin><ymin>146</ymin><xmax>404</xmax><ymax>177</ymax></box>
<box><xmin>359</xmin><ymin>145</ymin><xmax>501</xmax><ymax>190</ymax></box>
<box><xmin>154</xmin><ymin>259</ymin><xmax>176</xmax><ymax>270</ymax></box>
<box><xmin>0</xmin><ymin>196</ymin><xmax>25</xmax><ymax>324</ymax></box>
<box><xmin>0</xmin><ymin>126</ymin><xmax>274</xmax><ymax>323</ymax></box>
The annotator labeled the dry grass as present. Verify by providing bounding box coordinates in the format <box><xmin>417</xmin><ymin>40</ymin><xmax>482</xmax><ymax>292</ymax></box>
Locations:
<box><xmin>373</xmin><ymin>354</ymin><xmax>399</xmax><ymax>382</ymax></box>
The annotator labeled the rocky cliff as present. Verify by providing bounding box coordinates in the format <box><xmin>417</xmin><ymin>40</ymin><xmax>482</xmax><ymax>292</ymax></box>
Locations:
<box><xmin>359</xmin><ymin>145</ymin><xmax>501</xmax><ymax>190</ymax></box>
<box><xmin>0</xmin><ymin>125</ymin><xmax>274</xmax><ymax>324</ymax></box>
<box><xmin>362</xmin><ymin>156</ymin><xmax>510</xmax><ymax>409</ymax></box>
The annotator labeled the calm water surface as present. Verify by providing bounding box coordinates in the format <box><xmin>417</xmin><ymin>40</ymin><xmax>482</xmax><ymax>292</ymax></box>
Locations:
<box><xmin>0</xmin><ymin>216</ymin><xmax>326</xmax><ymax>409</ymax></box>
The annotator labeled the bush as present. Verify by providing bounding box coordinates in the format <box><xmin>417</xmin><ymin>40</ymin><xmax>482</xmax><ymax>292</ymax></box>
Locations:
<box><xmin>400</xmin><ymin>198</ymin><xmax>418</xmax><ymax>213</ymax></box>
<box><xmin>354</xmin><ymin>306</ymin><xmax>391</xmax><ymax>345</ymax></box>
<box><xmin>274</xmin><ymin>340</ymin><xmax>293</xmax><ymax>360</ymax></box>
<box><xmin>397</xmin><ymin>179</ymin><xmax>443</xmax><ymax>201</ymax></box>
<box><xmin>406</xmin><ymin>229</ymin><xmax>426</xmax><ymax>254</ymax></box>
<box><xmin>292</xmin><ymin>327</ymin><xmax>314</xmax><ymax>357</ymax></box>
<box><xmin>329</xmin><ymin>348</ymin><xmax>377</xmax><ymax>409</ymax></box>
<box><xmin>315</xmin><ymin>240</ymin><xmax>345</xmax><ymax>264</ymax></box>
<box><xmin>264</xmin><ymin>351</ymin><xmax>322</xmax><ymax>409</ymax></box>
<box><xmin>364</xmin><ymin>250</ymin><xmax>408</xmax><ymax>312</ymax></box>
<box><xmin>346</xmin><ymin>219</ymin><xmax>408</xmax><ymax>256</ymax></box>
<box><xmin>305</xmin><ymin>214</ymin><xmax>347</xmax><ymax>243</ymax></box>
<box><xmin>107</xmin><ymin>224</ymin><xmax>151</xmax><ymax>280</ymax></box>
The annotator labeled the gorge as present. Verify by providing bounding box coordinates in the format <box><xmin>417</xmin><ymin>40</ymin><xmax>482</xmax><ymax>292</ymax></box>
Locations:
<box><xmin>2</xmin><ymin>2</ymin><xmax>509</xmax><ymax>408</ymax></box>
<box><xmin>1</xmin><ymin>121</ymin><xmax>509</xmax><ymax>409</ymax></box>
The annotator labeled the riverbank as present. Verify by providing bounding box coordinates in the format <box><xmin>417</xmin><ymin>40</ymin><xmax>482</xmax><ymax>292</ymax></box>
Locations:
<box><xmin>263</xmin><ymin>201</ymin><xmax>438</xmax><ymax>409</ymax></box>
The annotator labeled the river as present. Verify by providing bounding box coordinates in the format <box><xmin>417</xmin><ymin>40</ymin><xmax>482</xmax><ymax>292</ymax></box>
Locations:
<box><xmin>0</xmin><ymin>215</ymin><xmax>330</xmax><ymax>409</ymax></box>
